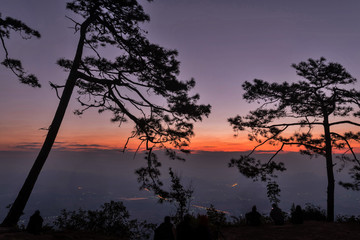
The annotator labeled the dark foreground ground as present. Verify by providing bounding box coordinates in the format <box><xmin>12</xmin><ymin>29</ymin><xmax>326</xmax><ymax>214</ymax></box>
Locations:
<box><xmin>1</xmin><ymin>221</ymin><xmax>360</xmax><ymax>240</ymax></box>
<box><xmin>221</xmin><ymin>221</ymin><xmax>360</xmax><ymax>240</ymax></box>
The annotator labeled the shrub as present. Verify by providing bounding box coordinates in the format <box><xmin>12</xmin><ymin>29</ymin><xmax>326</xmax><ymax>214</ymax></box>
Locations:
<box><xmin>54</xmin><ymin>201</ymin><xmax>155</xmax><ymax>240</ymax></box>
<box><xmin>302</xmin><ymin>203</ymin><xmax>326</xmax><ymax>221</ymax></box>
<box><xmin>206</xmin><ymin>204</ymin><xmax>227</xmax><ymax>226</ymax></box>
<box><xmin>336</xmin><ymin>215</ymin><xmax>360</xmax><ymax>223</ymax></box>
<box><xmin>229</xmin><ymin>215</ymin><xmax>246</xmax><ymax>226</ymax></box>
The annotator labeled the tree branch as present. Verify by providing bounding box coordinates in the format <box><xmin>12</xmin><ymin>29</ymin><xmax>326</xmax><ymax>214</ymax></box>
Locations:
<box><xmin>247</xmin><ymin>126</ymin><xmax>288</xmax><ymax>156</ymax></box>
<box><xmin>329</xmin><ymin>120</ymin><xmax>360</xmax><ymax>127</ymax></box>
<box><xmin>76</xmin><ymin>71</ymin><xmax>113</xmax><ymax>85</ymax></box>
<box><xmin>330</xmin><ymin>132</ymin><xmax>360</xmax><ymax>166</ymax></box>
<box><xmin>268</xmin><ymin>122</ymin><xmax>323</xmax><ymax>128</ymax></box>
<box><xmin>267</xmin><ymin>143</ymin><xmax>285</xmax><ymax>165</ymax></box>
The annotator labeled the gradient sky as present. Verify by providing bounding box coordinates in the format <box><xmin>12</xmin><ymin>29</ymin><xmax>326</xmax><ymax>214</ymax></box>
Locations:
<box><xmin>1</xmin><ymin>0</ymin><xmax>360</xmax><ymax>152</ymax></box>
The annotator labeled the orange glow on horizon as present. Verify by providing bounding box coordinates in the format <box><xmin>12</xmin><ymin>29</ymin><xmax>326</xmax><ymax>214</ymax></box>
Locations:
<box><xmin>1</xmin><ymin>123</ymin><xmax>360</xmax><ymax>153</ymax></box>
<box><xmin>3</xmin><ymin>134</ymin><xmax>359</xmax><ymax>154</ymax></box>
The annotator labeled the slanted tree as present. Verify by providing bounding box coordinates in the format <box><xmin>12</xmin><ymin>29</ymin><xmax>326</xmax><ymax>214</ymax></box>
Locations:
<box><xmin>228</xmin><ymin>57</ymin><xmax>360</xmax><ymax>222</ymax></box>
<box><xmin>1</xmin><ymin>0</ymin><xmax>210</xmax><ymax>227</ymax></box>
<box><xmin>0</xmin><ymin>13</ymin><xmax>41</xmax><ymax>87</ymax></box>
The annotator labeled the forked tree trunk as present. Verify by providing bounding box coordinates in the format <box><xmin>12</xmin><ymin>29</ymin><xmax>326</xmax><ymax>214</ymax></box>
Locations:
<box><xmin>1</xmin><ymin>17</ymin><xmax>92</xmax><ymax>227</ymax></box>
<box><xmin>323</xmin><ymin>115</ymin><xmax>335</xmax><ymax>222</ymax></box>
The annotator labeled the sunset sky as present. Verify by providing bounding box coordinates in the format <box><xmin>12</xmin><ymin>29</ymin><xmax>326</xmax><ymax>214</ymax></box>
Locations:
<box><xmin>1</xmin><ymin>0</ymin><xmax>360</xmax><ymax>152</ymax></box>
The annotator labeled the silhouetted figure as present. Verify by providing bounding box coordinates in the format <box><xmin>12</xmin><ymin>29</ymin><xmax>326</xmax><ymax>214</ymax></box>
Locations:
<box><xmin>291</xmin><ymin>205</ymin><xmax>304</xmax><ymax>224</ymax></box>
<box><xmin>245</xmin><ymin>205</ymin><xmax>262</xmax><ymax>226</ymax></box>
<box><xmin>176</xmin><ymin>214</ymin><xmax>196</xmax><ymax>240</ymax></box>
<box><xmin>154</xmin><ymin>216</ymin><xmax>175</xmax><ymax>240</ymax></box>
<box><xmin>196</xmin><ymin>215</ymin><xmax>212</xmax><ymax>240</ymax></box>
<box><xmin>26</xmin><ymin>210</ymin><xmax>43</xmax><ymax>234</ymax></box>
<box><xmin>270</xmin><ymin>204</ymin><xmax>284</xmax><ymax>225</ymax></box>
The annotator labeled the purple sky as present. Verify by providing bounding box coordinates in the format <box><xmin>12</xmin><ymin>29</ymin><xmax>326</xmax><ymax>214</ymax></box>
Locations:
<box><xmin>1</xmin><ymin>0</ymin><xmax>360</xmax><ymax>151</ymax></box>
<box><xmin>1</xmin><ymin>0</ymin><xmax>360</xmax><ymax>222</ymax></box>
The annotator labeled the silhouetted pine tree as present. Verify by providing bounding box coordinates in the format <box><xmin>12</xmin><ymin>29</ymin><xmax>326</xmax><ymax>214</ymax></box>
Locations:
<box><xmin>1</xmin><ymin>0</ymin><xmax>210</xmax><ymax>227</ymax></box>
<box><xmin>229</xmin><ymin>57</ymin><xmax>360</xmax><ymax>222</ymax></box>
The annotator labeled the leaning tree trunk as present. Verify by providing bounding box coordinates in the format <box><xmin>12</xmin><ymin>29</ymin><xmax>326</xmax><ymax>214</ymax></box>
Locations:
<box><xmin>323</xmin><ymin>115</ymin><xmax>335</xmax><ymax>222</ymax></box>
<box><xmin>1</xmin><ymin>17</ymin><xmax>92</xmax><ymax>227</ymax></box>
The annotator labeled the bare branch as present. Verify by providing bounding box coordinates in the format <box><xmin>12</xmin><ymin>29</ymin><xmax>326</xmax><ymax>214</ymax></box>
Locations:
<box><xmin>330</xmin><ymin>132</ymin><xmax>360</xmax><ymax>166</ymax></box>
<box><xmin>267</xmin><ymin>143</ymin><xmax>285</xmax><ymax>165</ymax></box>
<box><xmin>76</xmin><ymin>71</ymin><xmax>113</xmax><ymax>85</ymax></box>
<box><xmin>329</xmin><ymin>120</ymin><xmax>360</xmax><ymax>127</ymax></box>
<box><xmin>107</xmin><ymin>85</ymin><xmax>139</xmax><ymax>123</ymax></box>
<box><xmin>268</xmin><ymin>122</ymin><xmax>323</xmax><ymax>128</ymax></box>
<box><xmin>49</xmin><ymin>81</ymin><xmax>65</xmax><ymax>100</ymax></box>
<box><xmin>247</xmin><ymin>126</ymin><xmax>288</xmax><ymax>156</ymax></box>
<box><xmin>0</xmin><ymin>35</ymin><xmax>9</xmax><ymax>59</ymax></box>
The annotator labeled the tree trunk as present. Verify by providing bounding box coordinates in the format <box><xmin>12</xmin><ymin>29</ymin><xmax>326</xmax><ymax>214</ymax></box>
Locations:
<box><xmin>1</xmin><ymin>17</ymin><xmax>92</xmax><ymax>227</ymax></box>
<box><xmin>323</xmin><ymin>115</ymin><xmax>335</xmax><ymax>222</ymax></box>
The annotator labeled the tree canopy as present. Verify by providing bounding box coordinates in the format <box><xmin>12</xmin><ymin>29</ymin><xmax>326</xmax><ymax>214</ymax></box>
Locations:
<box><xmin>229</xmin><ymin>57</ymin><xmax>360</xmax><ymax>221</ymax></box>
<box><xmin>58</xmin><ymin>0</ymin><xmax>211</xmax><ymax>150</ymax></box>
